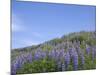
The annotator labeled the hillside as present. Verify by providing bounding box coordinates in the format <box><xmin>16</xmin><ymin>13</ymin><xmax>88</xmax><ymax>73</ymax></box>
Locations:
<box><xmin>11</xmin><ymin>31</ymin><xmax>96</xmax><ymax>75</ymax></box>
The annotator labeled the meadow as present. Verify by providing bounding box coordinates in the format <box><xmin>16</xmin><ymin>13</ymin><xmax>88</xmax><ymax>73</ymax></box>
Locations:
<box><xmin>11</xmin><ymin>31</ymin><xmax>96</xmax><ymax>75</ymax></box>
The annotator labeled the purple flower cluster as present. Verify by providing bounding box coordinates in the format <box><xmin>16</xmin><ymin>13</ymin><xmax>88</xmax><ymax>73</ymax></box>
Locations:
<box><xmin>73</xmin><ymin>52</ymin><xmax>78</xmax><ymax>70</ymax></box>
<box><xmin>64</xmin><ymin>51</ymin><xmax>70</xmax><ymax>69</ymax></box>
<box><xmin>11</xmin><ymin>53</ymin><xmax>33</xmax><ymax>75</ymax></box>
<box><xmin>76</xmin><ymin>47</ymin><xmax>85</xmax><ymax>65</ymax></box>
<box><xmin>11</xmin><ymin>42</ymin><xmax>96</xmax><ymax>74</ymax></box>
<box><xmin>86</xmin><ymin>44</ymin><xmax>91</xmax><ymax>55</ymax></box>
<box><xmin>70</xmin><ymin>47</ymin><xmax>78</xmax><ymax>70</ymax></box>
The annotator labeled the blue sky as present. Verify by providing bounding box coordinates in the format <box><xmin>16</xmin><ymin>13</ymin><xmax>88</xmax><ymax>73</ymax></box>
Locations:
<box><xmin>12</xmin><ymin>0</ymin><xmax>96</xmax><ymax>49</ymax></box>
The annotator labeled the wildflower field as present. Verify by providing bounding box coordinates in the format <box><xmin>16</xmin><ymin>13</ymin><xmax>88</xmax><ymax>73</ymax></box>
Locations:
<box><xmin>11</xmin><ymin>31</ymin><xmax>96</xmax><ymax>75</ymax></box>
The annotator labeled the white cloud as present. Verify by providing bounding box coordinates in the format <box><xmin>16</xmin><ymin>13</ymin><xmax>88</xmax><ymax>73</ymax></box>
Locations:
<box><xmin>12</xmin><ymin>14</ymin><xmax>26</xmax><ymax>32</ymax></box>
<box><xmin>12</xmin><ymin>24</ymin><xmax>24</xmax><ymax>32</ymax></box>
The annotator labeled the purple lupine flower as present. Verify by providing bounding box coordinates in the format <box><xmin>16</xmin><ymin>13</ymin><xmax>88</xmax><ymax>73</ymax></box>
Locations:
<box><xmin>76</xmin><ymin>47</ymin><xmax>85</xmax><ymax>65</ymax></box>
<box><xmin>15</xmin><ymin>57</ymin><xmax>22</xmax><ymax>69</ymax></box>
<box><xmin>11</xmin><ymin>63</ymin><xmax>17</xmax><ymax>75</ymax></box>
<box><xmin>80</xmin><ymin>54</ymin><xmax>85</xmax><ymax>65</ymax></box>
<box><xmin>50</xmin><ymin>49</ymin><xmax>62</xmax><ymax>62</ymax></box>
<box><xmin>64</xmin><ymin>51</ymin><xmax>70</xmax><ymax>69</ymax></box>
<box><xmin>58</xmin><ymin>49</ymin><xmax>66</xmax><ymax>62</ymax></box>
<box><xmin>60</xmin><ymin>49</ymin><xmax>65</xmax><ymax>55</ymax></box>
<box><xmin>41</xmin><ymin>51</ymin><xmax>46</xmax><ymax>59</ymax></box>
<box><xmin>11</xmin><ymin>58</ymin><xmax>22</xmax><ymax>75</ymax></box>
<box><xmin>73</xmin><ymin>53</ymin><xmax>78</xmax><ymax>70</ymax></box>
<box><xmin>86</xmin><ymin>45</ymin><xmax>91</xmax><ymax>55</ymax></box>
<box><xmin>26</xmin><ymin>53</ymin><xmax>33</xmax><ymax>63</ymax></box>
<box><xmin>49</xmin><ymin>49</ymin><xmax>56</xmax><ymax>59</ymax></box>
<box><xmin>68</xmin><ymin>47</ymin><xmax>75</xmax><ymax>57</ymax></box>
<box><xmin>11</xmin><ymin>56</ymin><xmax>22</xmax><ymax>75</ymax></box>
<box><xmin>68</xmin><ymin>47</ymin><xmax>78</xmax><ymax>70</ymax></box>
<box><xmin>11</xmin><ymin>69</ymin><xmax>16</xmax><ymax>75</ymax></box>
<box><xmin>34</xmin><ymin>50</ymin><xmax>42</xmax><ymax>60</ymax></box>
<box><xmin>56</xmin><ymin>50</ymin><xmax>60</xmax><ymax>58</ymax></box>
<box><xmin>72</xmin><ymin>48</ymin><xmax>78</xmax><ymax>70</ymax></box>
<box><xmin>11</xmin><ymin>52</ymin><xmax>34</xmax><ymax>75</ymax></box>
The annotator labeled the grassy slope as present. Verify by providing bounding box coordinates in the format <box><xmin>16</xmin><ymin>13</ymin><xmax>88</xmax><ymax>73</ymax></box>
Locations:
<box><xmin>11</xmin><ymin>31</ymin><xmax>96</xmax><ymax>74</ymax></box>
